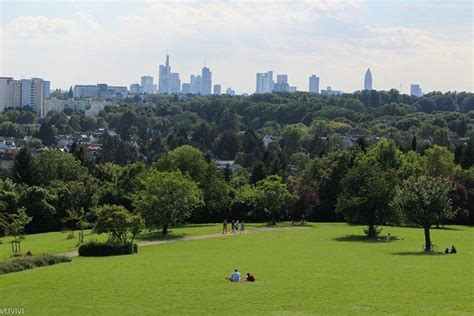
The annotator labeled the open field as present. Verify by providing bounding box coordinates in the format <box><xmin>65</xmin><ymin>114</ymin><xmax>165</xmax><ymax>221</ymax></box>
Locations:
<box><xmin>0</xmin><ymin>223</ymin><xmax>473</xmax><ymax>315</ymax></box>
<box><xmin>0</xmin><ymin>223</ymin><xmax>268</xmax><ymax>261</ymax></box>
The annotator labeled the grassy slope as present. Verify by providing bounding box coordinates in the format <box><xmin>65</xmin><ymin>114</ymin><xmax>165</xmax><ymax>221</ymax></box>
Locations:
<box><xmin>0</xmin><ymin>223</ymin><xmax>473</xmax><ymax>315</ymax></box>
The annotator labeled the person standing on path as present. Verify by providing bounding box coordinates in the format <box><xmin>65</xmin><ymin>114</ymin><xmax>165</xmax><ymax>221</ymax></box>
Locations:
<box><xmin>234</xmin><ymin>220</ymin><xmax>239</xmax><ymax>234</ymax></box>
<box><xmin>231</xmin><ymin>220</ymin><xmax>235</xmax><ymax>234</ymax></box>
<box><xmin>223</xmin><ymin>219</ymin><xmax>228</xmax><ymax>234</ymax></box>
<box><xmin>240</xmin><ymin>221</ymin><xmax>245</xmax><ymax>234</ymax></box>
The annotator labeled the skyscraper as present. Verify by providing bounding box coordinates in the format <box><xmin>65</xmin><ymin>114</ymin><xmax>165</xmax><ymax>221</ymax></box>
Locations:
<box><xmin>182</xmin><ymin>83</ymin><xmax>191</xmax><ymax>94</ymax></box>
<box><xmin>364</xmin><ymin>68</ymin><xmax>372</xmax><ymax>90</ymax></box>
<box><xmin>158</xmin><ymin>54</ymin><xmax>181</xmax><ymax>94</ymax></box>
<box><xmin>410</xmin><ymin>84</ymin><xmax>423</xmax><ymax>97</ymax></box>
<box><xmin>158</xmin><ymin>55</ymin><xmax>171</xmax><ymax>94</ymax></box>
<box><xmin>256</xmin><ymin>71</ymin><xmax>274</xmax><ymax>93</ymax></box>
<box><xmin>309</xmin><ymin>75</ymin><xmax>320</xmax><ymax>93</ymax></box>
<box><xmin>169</xmin><ymin>73</ymin><xmax>181</xmax><ymax>93</ymax></box>
<box><xmin>201</xmin><ymin>66</ymin><xmax>212</xmax><ymax>95</ymax></box>
<box><xmin>272</xmin><ymin>74</ymin><xmax>289</xmax><ymax>92</ymax></box>
<box><xmin>190</xmin><ymin>75</ymin><xmax>201</xmax><ymax>94</ymax></box>
<box><xmin>213</xmin><ymin>84</ymin><xmax>221</xmax><ymax>95</ymax></box>
<box><xmin>141</xmin><ymin>76</ymin><xmax>154</xmax><ymax>94</ymax></box>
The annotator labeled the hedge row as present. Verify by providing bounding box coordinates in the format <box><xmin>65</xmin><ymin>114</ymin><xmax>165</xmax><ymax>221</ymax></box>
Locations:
<box><xmin>78</xmin><ymin>241</ymin><xmax>138</xmax><ymax>257</ymax></box>
<box><xmin>0</xmin><ymin>254</ymin><xmax>71</xmax><ymax>275</ymax></box>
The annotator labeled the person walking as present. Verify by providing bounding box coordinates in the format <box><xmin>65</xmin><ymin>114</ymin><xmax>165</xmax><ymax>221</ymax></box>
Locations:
<box><xmin>234</xmin><ymin>220</ymin><xmax>239</xmax><ymax>234</ymax></box>
<box><xmin>231</xmin><ymin>220</ymin><xmax>235</xmax><ymax>234</ymax></box>
<box><xmin>240</xmin><ymin>220</ymin><xmax>245</xmax><ymax>234</ymax></box>
<box><xmin>223</xmin><ymin>219</ymin><xmax>228</xmax><ymax>234</ymax></box>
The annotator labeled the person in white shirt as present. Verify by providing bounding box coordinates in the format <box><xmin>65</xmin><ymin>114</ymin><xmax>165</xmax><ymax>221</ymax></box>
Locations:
<box><xmin>227</xmin><ymin>269</ymin><xmax>241</xmax><ymax>282</ymax></box>
<box><xmin>234</xmin><ymin>220</ymin><xmax>239</xmax><ymax>234</ymax></box>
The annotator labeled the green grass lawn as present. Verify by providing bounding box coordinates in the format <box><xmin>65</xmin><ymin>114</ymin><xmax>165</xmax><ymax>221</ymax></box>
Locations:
<box><xmin>0</xmin><ymin>230</ymin><xmax>107</xmax><ymax>261</ymax></box>
<box><xmin>0</xmin><ymin>223</ymin><xmax>472</xmax><ymax>315</ymax></box>
<box><xmin>0</xmin><ymin>223</ymin><xmax>268</xmax><ymax>261</ymax></box>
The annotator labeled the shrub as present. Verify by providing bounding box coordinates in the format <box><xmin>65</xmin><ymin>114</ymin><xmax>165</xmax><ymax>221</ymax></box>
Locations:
<box><xmin>0</xmin><ymin>254</ymin><xmax>71</xmax><ymax>275</ymax></box>
<box><xmin>78</xmin><ymin>241</ymin><xmax>138</xmax><ymax>257</ymax></box>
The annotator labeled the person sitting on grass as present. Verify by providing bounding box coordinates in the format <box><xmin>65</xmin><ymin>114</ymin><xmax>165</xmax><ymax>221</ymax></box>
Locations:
<box><xmin>445</xmin><ymin>248</ymin><xmax>450</xmax><ymax>254</ymax></box>
<box><xmin>227</xmin><ymin>269</ymin><xmax>241</xmax><ymax>282</ymax></box>
<box><xmin>451</xmin><ymin>245</ymin><xmax>457</xmax><ymax>254</ymax></box>
<box><xmin>246</xmin><ymin>273</ymin><xmax>255</xmax><ymax>282</ymax></box>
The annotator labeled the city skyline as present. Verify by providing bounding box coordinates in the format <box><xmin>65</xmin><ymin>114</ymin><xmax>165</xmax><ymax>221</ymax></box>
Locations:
<box><xmin>1</xmin><ymin>1</ymin><xmax>472</xmax><ymax>94</ymax></box>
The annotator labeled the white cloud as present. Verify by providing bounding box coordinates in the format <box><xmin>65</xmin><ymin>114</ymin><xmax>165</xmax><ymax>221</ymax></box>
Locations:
<box><xmin>0</xmin><ymin>1</ymin><xmax>471</xmax><ymax>93</ymax></box>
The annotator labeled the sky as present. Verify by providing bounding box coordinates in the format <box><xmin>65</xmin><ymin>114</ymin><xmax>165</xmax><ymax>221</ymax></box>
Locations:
<box><xmin>0</xmin><ymin>0</ymin><xmax>472</xmax><ymax>94</ymax></box>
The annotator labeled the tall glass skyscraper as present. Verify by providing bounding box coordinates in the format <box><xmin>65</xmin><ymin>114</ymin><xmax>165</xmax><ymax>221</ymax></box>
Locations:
<box><xmin>364</xmin><ymin>68</ymin><xmax>372</xmax><ymax>90</ymax></box>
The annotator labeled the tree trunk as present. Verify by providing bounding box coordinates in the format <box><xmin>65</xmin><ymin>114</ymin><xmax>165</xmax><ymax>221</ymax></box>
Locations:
<box><xmin>424</xmin><ymin>226</ymin><xmax>431</xmax><ymax>252</ymax></box>
<box><xmin>367</xmin><ymin>224</ymin><xmax>376</xmax><ymax>237</ymax></box>
<box><xmin>162</xmin><ymin>223</ymin><xmax>169</xmax><ymax>237</ymax></box>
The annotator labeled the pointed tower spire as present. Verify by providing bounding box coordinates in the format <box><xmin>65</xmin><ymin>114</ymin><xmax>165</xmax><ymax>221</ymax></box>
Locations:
<box><xmin>364</xmin><ymin>68</ymin><xmax>372</xmax><ymax>90</ymax></box>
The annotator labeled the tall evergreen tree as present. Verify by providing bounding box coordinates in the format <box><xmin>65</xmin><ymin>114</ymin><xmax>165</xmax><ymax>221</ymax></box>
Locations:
<box><xmin>36</xmin><ymin>123</ymin><xmax>57</xmax><ymax>146</ymax></box>
<box><xmin>411</xmin><ymin>135</ymin><xmax>417</xmax><ymax>152</ymax></box>
<box><xmin>13</xmin><ymin>147</ymin><xmax>37</xmax><ymax>185</ymax></box>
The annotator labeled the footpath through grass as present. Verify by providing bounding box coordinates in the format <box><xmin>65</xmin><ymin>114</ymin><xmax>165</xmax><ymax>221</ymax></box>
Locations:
<box><xmin>0</xmin><ymin>223</ymin><xmax>270</xmax><ymax>261</ymax></box>
<box><xmin>0</xmin><ymin>223</ymin><xmax>472</xmax><ymax>315</ymax></box>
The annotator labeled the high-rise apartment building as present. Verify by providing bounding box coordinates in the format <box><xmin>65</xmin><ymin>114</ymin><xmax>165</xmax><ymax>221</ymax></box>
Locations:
<box><xmin>20</xmin><ymin>78</ymin><xmax>45</xmax><ymax>116</ymax></box>
<box><xmin>0</xmin><ymin>77</ymin><xmax>21</xmax><ymax>111</ymax></box>
<box><xmin>309</xmin><ymin>75</ymin><xmax>320</xmax><ymax>93</ymax></box>
<box><xmin>410</xmin><ymin>84</ymin><xmax>422</xmax><ymax>97</ymax></box>
<box><xmin>364</xmin><ymin>68</ymin><xmax>372</xmax><ymax>90</ymax></box>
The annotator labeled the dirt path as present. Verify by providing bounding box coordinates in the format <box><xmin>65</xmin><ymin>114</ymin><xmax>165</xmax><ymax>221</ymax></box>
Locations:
<box><xmin>58</xmin><ymin>226</ymin><xmax>308</xmax><ymax>258</ymax></box>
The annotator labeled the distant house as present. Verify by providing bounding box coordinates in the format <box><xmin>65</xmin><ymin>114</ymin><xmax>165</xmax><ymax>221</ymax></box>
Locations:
<box><xmin>0</xmin><ymin>152</ymin><xmax>15</xmax><ymax>170</ymax></box>
<box><xmin>341</xmin><ymin>136</ymin><xmax>354</xmax><ymax>150</ymax></box>
<box><xmin>0</xmin><ymin>138</ymin><xmax>17</xmax><ymax>152</ymax></box>
<box><xmin>56</xmin><ymin>135</ymin><xmax>72</xmax><ymax>149</ymax></box>
<box><xmin>215</xmin><ymin>160</ymin><xmax>242</xmax><ymax>172</ymax></box>
<box><xmin>262</xmin><ymin>134</ymin><xmax>281</xmax><ymax>148</ymax></box>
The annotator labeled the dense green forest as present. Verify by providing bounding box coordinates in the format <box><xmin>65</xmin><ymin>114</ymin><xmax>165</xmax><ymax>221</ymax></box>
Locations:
<box><xmin>0</xmin><ymin>91</ymin><xmax>473</xmax><ymax>238</ymax></box>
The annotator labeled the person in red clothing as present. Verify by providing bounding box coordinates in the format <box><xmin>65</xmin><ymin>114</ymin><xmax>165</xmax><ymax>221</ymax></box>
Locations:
<box><xmin>246</xmin><ymin>273</ymin><xmax>255</xmax><ymax>282</ymax></box>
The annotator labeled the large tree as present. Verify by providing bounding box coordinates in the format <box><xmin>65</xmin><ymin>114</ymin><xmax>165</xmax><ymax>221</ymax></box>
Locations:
<box><xmin>336</xmin><ymin>162</ymin><xmax>399</xmax><ymax>237</ymax></box>
<box><xmin>392</xmin><ymin>177</ymin><xmax>455</xmax><ymax>251</ymax></box>
<box><xmin>132</xmin><ymin>171</ymin><xmax>203</xmax><ymax>236</ymax></box>
<box><xmin>254</xmin><ymin>175</ymin><xmax>293</xmax><ymax>224</ymax></box>
<box><xmin>13</xmin><ymin>147</ymin><xmax>37</xmax><ymax>185</ymax></box>
<box><xmin>425</xmin><ymin>145</ymin><xmax>459</xmax><ymax>177</ymax></box>
<box><xmin>93</xmin><ymin>204</ymin><xmax>143</xmax><ymax>246</ymax></box>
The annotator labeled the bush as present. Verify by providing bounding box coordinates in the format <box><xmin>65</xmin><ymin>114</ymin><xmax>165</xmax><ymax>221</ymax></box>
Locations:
<box><xmin>78</xmin><ymin>241</ymin><xmax>138</xmax><ymax>257</ymax></box>
<box><xmin>0</xmin><ymin>254</ymin><xmax>71</xmax><ymax>275</ymax></box>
